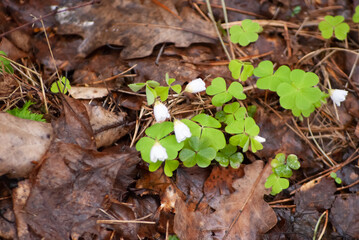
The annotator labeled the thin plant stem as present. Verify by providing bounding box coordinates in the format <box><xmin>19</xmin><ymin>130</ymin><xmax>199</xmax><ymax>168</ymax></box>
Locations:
<box><xmin>313</xmin><ymin>210</ymin><xmax>327</xmax><ymax>240</ymax></box>
<box><xmin>220</xmin><ymin>0</ymin><xmax>234</xmax><ymax>59</ymax></box>
<box><xmin>205</xmin><ymin>0</ymin><xmax>232</xmax><ymax>61</ymax></box>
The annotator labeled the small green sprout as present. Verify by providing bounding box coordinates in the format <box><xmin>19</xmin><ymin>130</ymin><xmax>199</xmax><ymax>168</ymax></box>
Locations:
<box><xmin>51</xmin><ymin>76</ymin><xmax>71</xmax><ymax>94</ymax></box>
<box><xmin>291</xmin><ymin>6</ymin><xmax>301</xmax><ymax>17</ymax></box>
<box><xmin>135</xmin><ymin>122</ymin><xmax>183</xmax><ymax>177</ymax></box>
<box><xmin>179</xmin><ymin>136</ymin><xmax>216</xmax><ymax>168</ymax></box>
<box><xmin>265</xmin><ymin>173</ymin><xmax>289</xmax><ymax>195</ymax></box>
<box><xmin>228</xmin><ymin>59</ymin><xmax>254</xmax><ymax>81</ymax></box>
<box><xmin>0</xmin><ymin>51</ymin><xmax>14</xmax><ymax>74</ymax></box>
<box><xmin>206</xmin><ymin>77</ymin><xmax>246</xmax><ymax>106</ymax></box>
<box><xmin>330</xmin><ymin>172</ymin><xmax>342</xmax><ymax>184</ymax></box>
<box><xmin>318</xmin><ymin>15</ymin><xmax>350</xmax><ymax>40</ymax></box>
<box><xmin>229</xmin><ymin>19</ymin><xmax>262</xmax><ymax>46</ymax></box>
<box><xmin>169</xmin><ymin>235</ymin><xmax>180</xmax><ymax>240</ymax></box>
<box><xmin>129</xmin><ymin>74</ymin><xmax>181</xmax><ymax>105</ymax></box>
<box><xmin>226</xmin><ymin>117</ymin><xmax>263</xmax><ymax>153</ymax></box>
<box><xmin>265</xmin><ymin>153</ymin><xmax>300</xmax><ymax>195</ymax></box>
<box><xmin>353</xmin><ymin>6</ymin><xmax>359</xmax><ymax>23</ymax></box>
<box><xmin>128</xmin><ymin>80</ymin><xmax>160</xmax><ymax>105</ymax></box>
<box><xmin>215</xmin><ymin>144</ymin><xmax>243</xmax><ymax>168</ymax></box>
<box><xmin>7</xmin><ymin>100</ymin><xmax>46</xmax><ymax>122</ymax></box>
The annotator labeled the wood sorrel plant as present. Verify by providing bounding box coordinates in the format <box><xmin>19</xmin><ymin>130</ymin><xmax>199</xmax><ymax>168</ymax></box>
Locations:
<box><xmin>129</xmin><ymin>16</ymin><xmax>349</xmax><ymax>178</ymax></box>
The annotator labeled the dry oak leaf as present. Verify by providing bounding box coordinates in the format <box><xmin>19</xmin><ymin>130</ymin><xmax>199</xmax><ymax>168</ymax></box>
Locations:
<box><xmin>55</xmin><ymin>0</ymin><xmax>216</xmax><ymax>59</ymax></box>
<box><xmin>174</xmin><ymin>161</ymin><xmax>277</xmax><ymax>240</ymax></box>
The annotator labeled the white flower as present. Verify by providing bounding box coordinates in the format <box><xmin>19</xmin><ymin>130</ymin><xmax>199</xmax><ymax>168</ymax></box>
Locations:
<box><xmin>154</xmin><ymin>101</ymin><xmax>170</xmax><ymax>122</ymax></box>
<box><xmin>174</xmin><ymin>119</ymin><xmax>192</xmax><ymax>143</ymax></box>
<box><xmin>329</xmin><ymin>89</ymin><xmax>348</xmax><ymax>107</ymax></box>
<box><xmin>150</xmin><ymin>141</ymin><xmax>168</xmax><ymax>163</ymax></box>
<box><xmin>254</xmin><ymin>135</ymin><xmax>266</xmax><ymax>143</ymax></box>
<box><xmin>185</xmin><ymin>78</ymin><xmax>206</xmax><ymax>93</ymax></box>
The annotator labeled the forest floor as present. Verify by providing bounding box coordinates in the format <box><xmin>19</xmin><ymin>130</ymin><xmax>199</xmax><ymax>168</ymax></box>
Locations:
<box><xmin>0</xmin><ymin>0</ymin><xmax>358</xmax><ymax>239</ymax></box>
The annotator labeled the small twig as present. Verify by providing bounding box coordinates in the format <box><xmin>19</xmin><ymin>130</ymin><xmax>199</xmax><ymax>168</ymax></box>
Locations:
<box><xmin>205</xmin><ymin>0</ymin><xmax>231</xmax><ymax>61</ymax></box>
<box><xmin>307</xmin><ymin>118</ymin><xmax>335</xmax><ymax>166</ymax></box>
<box><xmin>220</xmin><ymin>0</ymin><xmax>234</xmax><ymax>59</ymax></box>
<box><xmin>155</xmin><ymin>43</ymin><xmax>166</xmax><ymax>65</ymax></box>
<box><xmin>97</xmin><ymin>219</ymin><xmax>156</xmax><ymax>224</ymax></box>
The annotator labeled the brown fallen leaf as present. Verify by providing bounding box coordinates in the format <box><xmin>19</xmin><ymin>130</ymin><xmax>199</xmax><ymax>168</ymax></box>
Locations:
<box><xmin>0</xmin><ymin>113</ymin><xmax>53</xmax><ymax>178</ymax></box>
<box><xmin>84</xmin><ymin>103</ymin><xmax>132</xmax><ymax>148</ymax></box>
<box><xmin>174</xmin><ymin>161</ymin><xmax>277</xmax><ymax>240</ymax></box>
<box><xmin>330</xmin><ymin>194</ymin><xmax>359</xmax><ymax>238</ymax></box>
<box><xmin>0</xmin><ymin>98</ymin><xmax>131</xmax><ymax>178</ymax></box>
<box><xmin>294</xmin><ymin>177</ymin><xmax>336</xmax><ymax>213</ymax></box>
<box><xmin>56</xmin><ymin>0</ymin><xmax>216</xmax><ymax>59</ymax></box>
<box><xmin>22</xmin><ymin>96</ymin><xmax>140</xmax><ymax>239</ymax></box>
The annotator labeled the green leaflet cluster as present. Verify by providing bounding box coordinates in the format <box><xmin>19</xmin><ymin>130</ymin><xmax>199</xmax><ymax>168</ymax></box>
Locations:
<box><xmin>128</xmin><ymin>73</ymin><xmax>181</xmax><ymax>105</ymax></box>
<box><xmin>7</xmin><ymin>100</ymin><xmax>46</xmax><ymax>122</ymax></box>
<box><xmin>253</xmin><ymin>60</ymin><xmax>327</xmax><ymax>117</ymax></box>
<box><xmin>265</xmin><ymin>153</ymin><xmax>300</xmax><ymax>195</ymax></box>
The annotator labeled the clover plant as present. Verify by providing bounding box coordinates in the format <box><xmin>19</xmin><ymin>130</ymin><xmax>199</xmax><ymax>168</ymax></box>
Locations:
<box><xmin>215</xmin><ymin>144</ymin><xmax>243</xmax><ymax>168</ymax></box>
<box><xmin>206</xmin><ymin>77</ymin><xmax>246</xmax><ymax>106</ymax></box>
<box><xmin>0</xmin><ymin>51</ymin><xmax>14</xmax><ymax>74</ymax></box>
<box><xmin>330</xmin><ymin>172</ymin><xmax>342</xmax><ymax>184</ymax></box>
<box><xmin>129</xmin><ymin>74</ymin><xmax>181</xmax><ymax>105</ymax></box>
<box><xmin>318</xmin><ymin>15</ymin><xmax>350</xmax><ymax>40</ymax></box>
<box><xmin>136</xmin><ymin>122</ymin><xmax>183</xmax><ymax>177</ymax></box>
<box><xmin>253</xmin><ymin>60</ymin><xmax>328</xmax><ymax>117</ymax></box>
<box><xmin>353</xmin><ymin>6</ymin><xmax>359</xmax><ymax>23</ymax></box>
<box><xmin>229</xmin><ymin>19</ymin><xmax>262</xmax><ymax>46</ymax></box>
<box><xmin>51</xmin><ymin>76</ymin><xmax>72</xmax><ymax>94</ymax></box>
<box><xmin>228</xmin><ymin>59</ymin><xmax>254</xmax><ymax>81</ymax></box>
<box><xmin>179</xmin><ymin>136</ymin><xmax>216</xmax><ymax>168</ymax></box>
<box><xmin>265</xmin><ymin>153</ymin><xmax>300</xmax><ymax>195</ymax></box>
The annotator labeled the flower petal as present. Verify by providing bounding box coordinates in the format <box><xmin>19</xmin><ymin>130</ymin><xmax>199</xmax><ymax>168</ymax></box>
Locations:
<box><xmin>254</xmin><ymin>135</ymin><xmax>266</xmax><ymax>143</ymax></box>
<box><xmin>150</xmin><ymin>142</ymin><xmax>168</xmax><ymax>163</ymax></box>
<box><xmin>174</xmin><ymin>119</ymin><xmax>192</xmax><ymax>143</ymax></box>
<box><xmin>185</xmin><ymin>78</ymin><xmax>206</xmax><ymax>93</ymax></box>
<box><xmin>330</xmin><ymin>89</ymin><xmax>348</xmax><ymax>107</ymax></box>
<box><xmin>154</xmin><ymin>101</ymin><xmax>170</xmax><ymax>122</ymax></box>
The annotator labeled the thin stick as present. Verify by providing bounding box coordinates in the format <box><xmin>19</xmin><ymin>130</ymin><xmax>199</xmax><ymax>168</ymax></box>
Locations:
<box><xmin>307</xmin><ymin>118</ymin><xmax>335</xmax><ymax>166</ymax></box>
<box><xmin>205</xmin><ymin>0</ymin><xmax>231</xmax><ymax>61</ymax></box>
<box><xmin>97</xmin><ymin>220</ymin><xmax>156</xmax><ymax>224</ymax></box>
<box><xmin>220</xmin><ymin>0</ymin><xmax>234</xmax><ymax>59</ymax></box>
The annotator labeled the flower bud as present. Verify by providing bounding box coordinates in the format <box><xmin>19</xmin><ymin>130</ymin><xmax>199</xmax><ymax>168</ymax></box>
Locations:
<box><xmin>185</xmin><ymin>78</ymin><xmax>206</xmax><ymax>93</ymax></box>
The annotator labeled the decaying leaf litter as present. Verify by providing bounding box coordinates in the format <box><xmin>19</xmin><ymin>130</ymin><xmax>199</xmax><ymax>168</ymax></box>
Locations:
<box><xmin>0</xmin><ymin>0</ymin><xmax>358</xmax><ymax>239</ymax></box>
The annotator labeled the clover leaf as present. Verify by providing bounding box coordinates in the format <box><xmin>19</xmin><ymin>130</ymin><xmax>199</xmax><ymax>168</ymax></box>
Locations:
<box><xmin>276</xmin><ymin>69</ymin><xmax>322</xmax><ymax>117</ymax></box>
<box><xmin>179</xmin><ymin>136</ymin><xmax>217</xmax><ymax>168</ymax></box>
<box><xmin>0</xmin><ymin>51</ymin><xmax>14</xmax><ymax>74</ymax></box>
<box><xmin>318</xmin><ymin>15</ymin><xmax>350</xmax><ymax>40</ymax></box>
<box><xmin>253</xmin><ymin>61</ymin><xmax>291</xmax><ymax>91</ymax></box>
<box><xmin>206</xmin><ymin>77</ymin><xmax>246</xmax><ymax>106</ymax></box>
<box><xmin>227</xmin><ymin>117</ymin><xmax>262</xmax><ymax>153</ymax></box>
<box><xmin>154</xmin><ymin>74</ymin><xmax>182</xmax><ymax>101</ymax></box>
<box><xmin>222</xmin><ymin>102</ymin><xmax>246</xmax><ymax>125</ymax></box>
<box><xmin>191</xmin><ymin>114</ymin><xmax>226</xmax><ymax>150</ymax></box>
<box><xmin>128</xmin><ymin>80</ymin><xmax>160</xmax><ymax>105</ymax></box>
<box><xmin>215</xmin><ymin>144</ymin><xmax>243</xmax><ymax>168</ymax></box>
<box><xmin>265</xmin><ymin>173</ymin><xmax>290</xmax><ymax>195</ymax></box>
<box><xmin>330</xmin><ymin>172</ymin><xmax>342</xmax><ymax>184</ymax></box>
<box><xmin>228</xmin><ymin>59</ymin><xmax>254</xmax><ymax>81</ymax></box>
<box><xmin>230</xmin><ymin>19</ymin><xmax>262</xmax><ymax>46</ymax></box>
<box><xmin>136</xmin><ymin>122</ymin><xmax>184</xmax><ymax>165</ymax></box>
<box><xmin>51</xmin><ymin>76</ymin><xmax>72</xmax><ymax>94</ymax></box>
<box><xmin>287</xmin><ymin>154</ymin><xmax>300</xmax><ymax>170</ymax></box>
<box><xmin>353</xmin><ymin>6</ymin><xmax>359</xmax><ymax>23</ymax></box>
